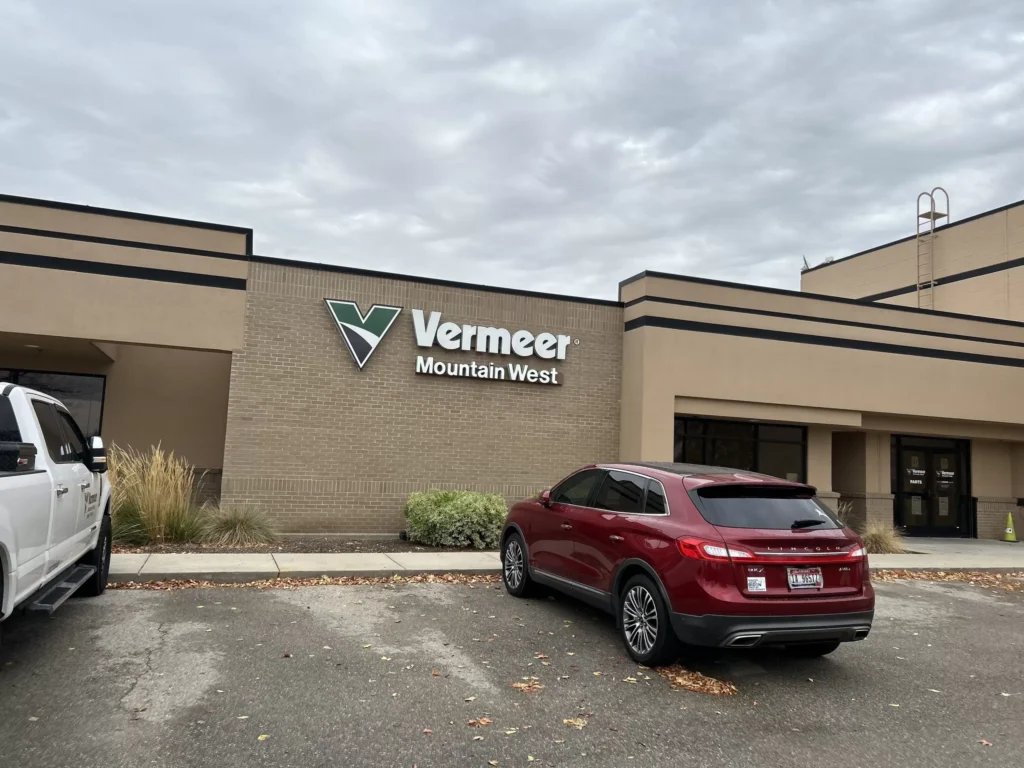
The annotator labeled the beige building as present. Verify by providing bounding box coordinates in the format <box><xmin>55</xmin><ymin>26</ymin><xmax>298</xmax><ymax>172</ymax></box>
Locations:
<box><xmin>2</xmin><ymin>192</ymin><xmax>1022</xmax><ymax>541</ymax></box>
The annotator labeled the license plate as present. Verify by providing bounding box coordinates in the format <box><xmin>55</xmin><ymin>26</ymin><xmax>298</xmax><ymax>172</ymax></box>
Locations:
<box><xmin>787</xmin><ymin>567</ymin><xmax>823</xmax><ymax>589</ymax></box>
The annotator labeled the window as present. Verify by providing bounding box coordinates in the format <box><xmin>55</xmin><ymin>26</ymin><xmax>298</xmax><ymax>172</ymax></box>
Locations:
<box><xmin>551</xmin><ymin>469</ymin><xmax>603</xmax><ymax>506</ymax></box>
<box><xmin>32</xmin><ymin>401</ymin><xmax>69</xmax><ymax>463</ymax></box>
<box><xmin>591</xmin><ymin>471</ymin><xmax>645</xmax><ymax>515</ymax></box>
<box><xmin>16</xmin><ymin>371</ymin><xmax>104</xmax><ymax>437</ymax></box>
<box><xmin>57</xmin><ymin>409</ymin><xmax>87</xmax><ymax>462</ymax></box>
<box><xmin>0</xmin><ymin>398</ymin><xmax>20</xmax><ymax>442</ymax></box>
<box><xmin>674</xmin><ymin>416</ymin><xmax>806</xmax><ymax>482</ymax></box>
<box><xmin>643</xmin><ymin>480</ymin><xmax>667</xmax><ymax>515</ymax></box>
<box><xmin>694</xmin><ymin>486</ymin><xmax>839</xmax><ymax>530</ymax></box>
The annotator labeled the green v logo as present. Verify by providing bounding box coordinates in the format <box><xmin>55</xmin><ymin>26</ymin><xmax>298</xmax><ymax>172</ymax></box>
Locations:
<box><xmin>325</xmin><ymin>299</ymin><xmax>402</xmax><ymax>369</ymax></box>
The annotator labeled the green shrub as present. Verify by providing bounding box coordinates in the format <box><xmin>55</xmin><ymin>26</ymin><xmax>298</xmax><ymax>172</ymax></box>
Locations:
<box><xmin>404</xmin><ymin>490</ymin><xmax>507</xmax><ymax>549</ymax></box>
<box><xmin>111</xmin><ymin>499</ymin><xmax>148</xmax><ymax>547</ymax></box>
<box><xmin>204</xmin><ymin>504</ymin><xmax>278</xmax><ymax>546</ymax></box>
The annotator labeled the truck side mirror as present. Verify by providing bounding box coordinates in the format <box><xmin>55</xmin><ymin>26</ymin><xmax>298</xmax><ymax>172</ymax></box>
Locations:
<box><xmin>86</xmin><ymin>436</ymin><xmax>107</xmax><ymax>474</ymax></box>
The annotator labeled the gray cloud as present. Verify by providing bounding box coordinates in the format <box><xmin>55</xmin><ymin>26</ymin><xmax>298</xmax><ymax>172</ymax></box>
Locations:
<box><xmin>1</xmin><ymin>0</ymin><xmax>1022</xmax><ymax>298</ymax></box>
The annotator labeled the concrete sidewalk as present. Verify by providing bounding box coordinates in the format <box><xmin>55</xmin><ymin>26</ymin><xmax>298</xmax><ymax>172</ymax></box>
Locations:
<box><xmin>110</xmin><ymin>540</ymin><xmax>1023</xmax><ymax>583</ymax></box>
<box><xmin>110</xmin><ymin>551</ymin><xmax>502</xmax><ymax>583</ymax></box>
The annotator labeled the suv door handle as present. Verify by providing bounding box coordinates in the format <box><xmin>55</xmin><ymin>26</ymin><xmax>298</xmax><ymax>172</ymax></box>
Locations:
<box><xmin>560</xmin><ymin>523</ymin><xmax>572</xmax><ymax>530</ymax></box>
<box><xmin>608</xmin><ymin>535</ymin><xmax>624</xmax><ymax>542</ymax></box>
<box><xmin>55</xmin><ymin>486</ymin><xmax>68</xmax><ymax>497</ymax></box>
<box><xmin>79</xmin><ymin>481</ymin><xmax>92</xmax><ymax>490</ymax></box>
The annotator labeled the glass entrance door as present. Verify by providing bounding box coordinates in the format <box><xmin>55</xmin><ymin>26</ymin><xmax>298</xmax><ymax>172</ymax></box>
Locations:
<box><xmin>893</xmin><ymin>436</ymin><xmax>969</xmax><ymax>537</ymax></box>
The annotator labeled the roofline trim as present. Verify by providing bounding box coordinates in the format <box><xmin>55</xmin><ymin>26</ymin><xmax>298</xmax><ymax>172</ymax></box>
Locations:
<box><xmin>618</xmin><ymin>270</ymin><xmax>1024</xmax><ymax>329</ymax></box>
<box><xmin>624</xmin><ymin>294</ymin><xmax>1024</xmax><ymax>348</ymax></box>
<box><xmin>802</xmin><ymin>197</ymin><xmax>1024</xmax><ymax>275</ymax></box>
<box><xmin>624</xmin><ymin>315</ymin><xmax>1024</xmax><ymax>369</ymax></box>
<box><xmin>0</xmin><ymin>193</ymin><xmax>254</xmax><ymax>241</ymax></box>
<box><xmin>860</xmin><ymin>252</ymin><xmax>1024</xmax><ymax>302</ymax></box>
<box><xmin>252</xmin><ymin>255</ymin><xmax>623</xmax><ymax>308</ymax></box>
<box><xmin>0</xmin><ymin>223</ymin><xmax>251</xmax><ymax>262</ymax></box>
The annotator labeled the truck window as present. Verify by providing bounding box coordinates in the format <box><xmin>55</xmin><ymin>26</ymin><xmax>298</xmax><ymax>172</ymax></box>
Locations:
<box><xmin>32</xmin><ymin>400</ymin><xmax>70</xmax><ymax>463</ymax></box>
<box><xmin>56</xmin><ymin>409</ymin><xmax>88</xmax><ymax>462</ymax></box>
<box><xmin>0</xmin><ymin>398</ymin><xmax>20</xmax><ymax>442</ymax></box>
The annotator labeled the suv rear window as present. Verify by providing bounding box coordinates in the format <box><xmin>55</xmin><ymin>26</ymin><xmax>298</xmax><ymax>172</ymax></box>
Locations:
<box><xmin>693</xmin><ymin>485</ymin><xmax>840</xmax><ymax>530</ymax></box>
<box><xmin>0</xmin><ymin>397</ymin><xmax>20</xmax><ymax>442</ymax></box>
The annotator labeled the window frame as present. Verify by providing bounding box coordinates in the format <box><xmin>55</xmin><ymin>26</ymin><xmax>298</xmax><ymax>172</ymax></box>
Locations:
<box><xmin>55</xmin><ymin>407</ymin><xmax>89</xmax><ymax>464</ymax></box>
<box><xmin>0</xmin><ymin>396</ymin><xmax>21</xmax><ymax>443</ymax></box>
<box><xmin>556</xmin><ymin>468</ymin><xmax>672</xmax><ymax>517</ymax></box>
<box><xmin>550</xmin><ymin>468</ymin><xmax>606</xmax><ymax>507</ymax></box>
<box><xmin>2</xmin><ymin>369</ymin><xmax>106</xmax><ymax>437</ymax></box>
<box><xmin>31</xmin><ymin>399</ymin><xmax>73</xmax><ymax>464</ymax></box>
<box><xmin>674</xmin><ymin>416</ymin><xmax>808</xmax><ymax>483</ymax></box>
<box><xmin>590</xmin><ymin>470</ymin><xmax>647</xmax><ymax>516</ymax></box>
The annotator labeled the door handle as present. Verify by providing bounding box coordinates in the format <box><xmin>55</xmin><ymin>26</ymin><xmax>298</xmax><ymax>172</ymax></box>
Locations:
<box><xmin>55</xmin><ymin>486</ymin><xmax>68</xmax><ymax>497</ymax></box>
<box><xmin>560</xmin><ymin>523</ymin><xmax>573</xmax><ymax>530</ymax></box>
<box><xmin>79</xmin><ymin>482</ymin><xmax>92</xmax><ymax>490</ymax></box>
<box><xmin>609</xmin><ymin>535</ymin><xmax>624</xmax><ymax>542</ymax></box>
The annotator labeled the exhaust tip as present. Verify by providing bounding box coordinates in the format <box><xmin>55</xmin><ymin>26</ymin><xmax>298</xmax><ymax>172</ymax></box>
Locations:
<box><xmin>727</xmin><ymin>633</ymin><xmax>763</xmax><ymax>648</ymax></box>
<box><xmin>853</xmin><ymin>628</ymin><xmax>870</xmax><ymax>640</ymax></box>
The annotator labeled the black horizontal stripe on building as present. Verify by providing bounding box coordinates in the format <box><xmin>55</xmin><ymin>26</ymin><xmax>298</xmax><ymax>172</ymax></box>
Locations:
<box><xmin>624</xmin><ymin>295</ymin><xmax>1024</xmax><ymax>349</ymax></box>
<box><xmin>618</xmin><ymin>270</ymin><xmax>1024</xmax><ymax>329</ymax></box>
<box><xmin>860</xmin><ymin>254</ymin><xmax>1024</xmax><ymax>301</ymax></box>
<box><xmin>0</xmin><ymin>223</ymin><xmax>250</xmax><ymax>262</ymax></box>
<box><xmin>0</xmin><ymin>250</ymin><xmax>247</xmax><ymax>290</ymax></box>
<box><xmin>624</xmin><ymin>315</ymin><xmax>1024</xmax><ymax>369</ymax></box>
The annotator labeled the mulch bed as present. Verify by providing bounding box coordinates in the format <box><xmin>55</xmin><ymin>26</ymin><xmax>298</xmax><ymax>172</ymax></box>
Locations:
<box><xmin>873</xmin><ymin>569</ymin><xmax>1024</xmax><ymax>592</ymax></box>
<box><xmin>109</xmin><ymin>573</ymin><xmax>503</xmax><ymax>591</ymax></box>
<box><xmin>113</xmin><ymin>537</ymin><xmax>497</xmax><ymax>555</ymax></box>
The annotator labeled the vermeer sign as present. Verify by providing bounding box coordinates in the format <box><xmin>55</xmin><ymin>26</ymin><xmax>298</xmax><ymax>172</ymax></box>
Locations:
<box><xmin>325</xmin><ymin>300</ymin><xmax>574</xmax><ymax>385</ymax></box>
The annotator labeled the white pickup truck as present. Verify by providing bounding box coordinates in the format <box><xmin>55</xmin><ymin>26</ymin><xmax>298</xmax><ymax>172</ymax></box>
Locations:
<box><xmin>0</xmin><ymin>384</ymin><xmax>112</xmax><ymax>643</ymax></box>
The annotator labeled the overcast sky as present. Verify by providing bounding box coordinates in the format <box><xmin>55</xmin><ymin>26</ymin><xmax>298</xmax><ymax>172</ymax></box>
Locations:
<box><xmin>1</xmin><ymin>1</ymin><xmax>1022</xmax><ymax>299</ymax></box>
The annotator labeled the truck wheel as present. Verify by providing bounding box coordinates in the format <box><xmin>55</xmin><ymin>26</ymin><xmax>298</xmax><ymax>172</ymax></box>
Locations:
<box><xmin>77</xmin><ymin>515</ymin><xmax>112</xmax><ymax>598</ymax></box>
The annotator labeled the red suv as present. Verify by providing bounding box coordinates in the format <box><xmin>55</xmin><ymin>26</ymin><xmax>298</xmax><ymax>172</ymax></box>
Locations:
<box><xmin>500</xmin><ymin>462</ymin><xmax>874</xmax><ymax>665</ymax></box>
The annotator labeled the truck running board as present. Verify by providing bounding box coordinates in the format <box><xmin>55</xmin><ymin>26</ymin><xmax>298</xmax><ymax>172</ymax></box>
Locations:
<box><xmin>26</xmin><ymin>565</ymin><xmax>96</xmax><ymax>615</ymax></box>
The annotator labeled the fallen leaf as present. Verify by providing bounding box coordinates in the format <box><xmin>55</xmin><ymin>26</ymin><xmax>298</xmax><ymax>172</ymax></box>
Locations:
<box><xmin>465</xmin><ymin>696</ymin><xmax>477</xmax><ymax>702</ymax></box>
<box><xmin>423</xmin><ymin>729</ymin><xmax>433</xmax><ymax>735</ymax></box>
<box><xmin>563</xmin><ymin>717</ymin><xmax>587</xmax><ymax>729</ymax></box>
<box><xmin>535</xmin><ymin>653</ymin><xmax>548</xmax><ymax>659</ymax></box>
<box><xmin>979</xmin><ymin>739</ymin><xmax>993</xmax><ymax>747</ymax></box>
<box><xmin>257</xmin><ymin>734</ymin><xmax>270</xmax><ymax>741</ymax></box>
<box><xmin>468</xmin><ymin>718</ymin><xmax>493</xmax><ymax>727</ymax></box>
<box><xmin>432</xmin><ymin>670</ymin><xmax>440</xmax><ymax>677</ymax></box>
<box><xmin>927</xmin><ymin>689</ymin><xmax>941</xmax><ymax>693</ymax></box>
<box><xmin>362</xmin><ymin>644</ymin><xmax>372</xmax><ymax>649</ymax></box>
<box><xmin>381</xmin><ymin>656</ymin><xmax>391</xmax><ymax>661</ymax></box>
<box><xmin>554</xmin><ymin>738</ymin><xmax>565</xmax><ymax>744</ymax></box>
<box><xmin>566</xmin><ymin>652</ymin><xmax>575</xmax><ymax>656</ymax></box>
<box><xmin>237</xmin><ymin>716</ymin><xmax>249</xmax><ymax>720</ymax></box>
<box><xmin>323</xmin><ymin>646</ymin><xmax>332</xmax><ymax>650</ymax></box>
<box><xmin>512</xmin><ymin>680</ymin><xmax>545</xmax><ymax>693</ymax></box>
<box><xmin>473</xmin><ymin>736</ymin><xmax>484</xmax><ymax>741</ymax></box>
<box><xmin>528</xmin><ymin>757</ymin><xmax>536</xmax><ymax>762</ymax></box>
<box><xmin>622</xmin><ymin>677</ymin><xmax>638</xmax><ymax>684</ymax></box>
<box><xmin>28</xmin><ymin>716</ymin><xmax>39</xmax><ymax>722</ymax></box>
<box><xmin>282</xmin><ymin>653</ymin><xmax>292</xmax><ymax>658</ymax></box>
<box><xmin>505</xmin><ymin>729</ymin><xmax>519</xmax><ymax>735</ymax></box>
<box><xmin>890</xmin><ymin>704</ymin><xmax>900</xmax><ymax>708</ymax></box>
<box><xmin>593</xmin><ymin>672</ymin><xmax>603</xmax><ymax>677</ymax></box>
<box><xmin>656</xmin><ymin>665</ymin><xmax>738</xmax><ymax>696</ymax></box>
<box><xmin>488</xmin><ymin>761</ymin><xmax>499</xmax><ymax>766</ymax></box>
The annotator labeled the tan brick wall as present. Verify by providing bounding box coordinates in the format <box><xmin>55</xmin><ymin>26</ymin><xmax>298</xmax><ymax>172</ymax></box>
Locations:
<box><xmin>221</xmin><ymin>261</ymin><xmax>623</xmax><ymax>533</ymax></box>
<box><xmin>976</xmin><ymin>497</ymin><xmax>1019</xmax><ymax>541</ymax></box>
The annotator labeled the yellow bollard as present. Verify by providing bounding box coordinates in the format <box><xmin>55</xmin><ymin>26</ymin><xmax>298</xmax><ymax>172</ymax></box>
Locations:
<box><xmin>1003</xmin><ymin>512</ymin><xmax>1018</xmax><ymax>543</ymax></box>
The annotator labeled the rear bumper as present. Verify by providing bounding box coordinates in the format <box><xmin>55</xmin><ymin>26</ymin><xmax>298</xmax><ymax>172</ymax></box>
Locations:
<box><xmin>670</xmin><ymin>610</ymin><xmax>875</xmax><ymax>648</ymax></box>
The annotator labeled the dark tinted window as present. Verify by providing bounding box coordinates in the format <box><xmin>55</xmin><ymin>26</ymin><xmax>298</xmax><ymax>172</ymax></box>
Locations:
<box><xmin>18</xmin><ymin>372</ymin><xmax>104</xmax><ymax>437</ymax></box>
<box><xmin>643</xmin><ymin>480</ymin><xmax>667</xmax><ymax>515</ymax></box>
<box><xmin>0</xmin><ymin>398</ymin><xmax>20</xmax><ymax>442</ymax></box>
<box><xmin>57</xmin><ymin>409</ymin><xmax>87</xmax><ymax>461</ymax></box>
<box><xmin>32</xmin><ymin>401</ymin><xmax>68</xmax><ymax>463</ymax></box>
<box><xmin>551</xmin><ymin>469</ymin><xmax>602</xmax><ymax>506</ymax></box>
<box><xmin>694</xmin><ymin>486</ymin><xmax>839</xmax><ymax>530</ymax></box>
<box><xmin>592</xmin><ymin>471</ymin><xmax>645</xmax><ymax>515</ymax></box>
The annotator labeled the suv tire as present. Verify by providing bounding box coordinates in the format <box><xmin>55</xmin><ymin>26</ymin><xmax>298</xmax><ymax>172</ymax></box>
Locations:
<box><xmin>619</xmin><ymin>574</ymin><xmax>679</xmax><ymax>666</ymax></box>
<box><xmin>501</xmin><ymin>533</ymin><xmax>534</xmax><ymax>598</ymax></box>
<box><xmin>76</xmin><ymin>515</ymin><xmax>111</xmax><ymax>598</ymax></box>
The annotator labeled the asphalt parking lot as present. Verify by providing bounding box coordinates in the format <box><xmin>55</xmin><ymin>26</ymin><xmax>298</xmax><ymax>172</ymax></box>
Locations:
<box><xmin>1</xmin><ymin>578</ymin><xmax>1022</xmax><ymax>768</ymax></box>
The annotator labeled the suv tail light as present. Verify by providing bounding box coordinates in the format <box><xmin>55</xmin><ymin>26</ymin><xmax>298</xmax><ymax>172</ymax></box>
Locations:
<box><xmin>677</xmin><ymin>537</ymin><xmax>867</xmax><ymax>564</ymax></box>
<box><xmin>677</xmin><ymin>538</ymin><xmax>755</xmax><ymax>561</ymax></box>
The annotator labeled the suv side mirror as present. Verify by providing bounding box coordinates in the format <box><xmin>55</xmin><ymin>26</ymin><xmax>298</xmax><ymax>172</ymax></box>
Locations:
<box><xmin>85</xmin><ymin>436</ymin><xmax>107</xmax><ymax>474</ymax></box>
<box><xmin>540</xmin><ymin>490</ymin><xmax>552</xmax><ymax>508</ymax></box>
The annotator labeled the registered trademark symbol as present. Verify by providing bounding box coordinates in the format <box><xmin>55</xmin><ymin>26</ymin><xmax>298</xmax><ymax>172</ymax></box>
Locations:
<box><xmin>573</xmin><ymin>338</ymin><xmax>580</xmax><ymax>345</ymax></box>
